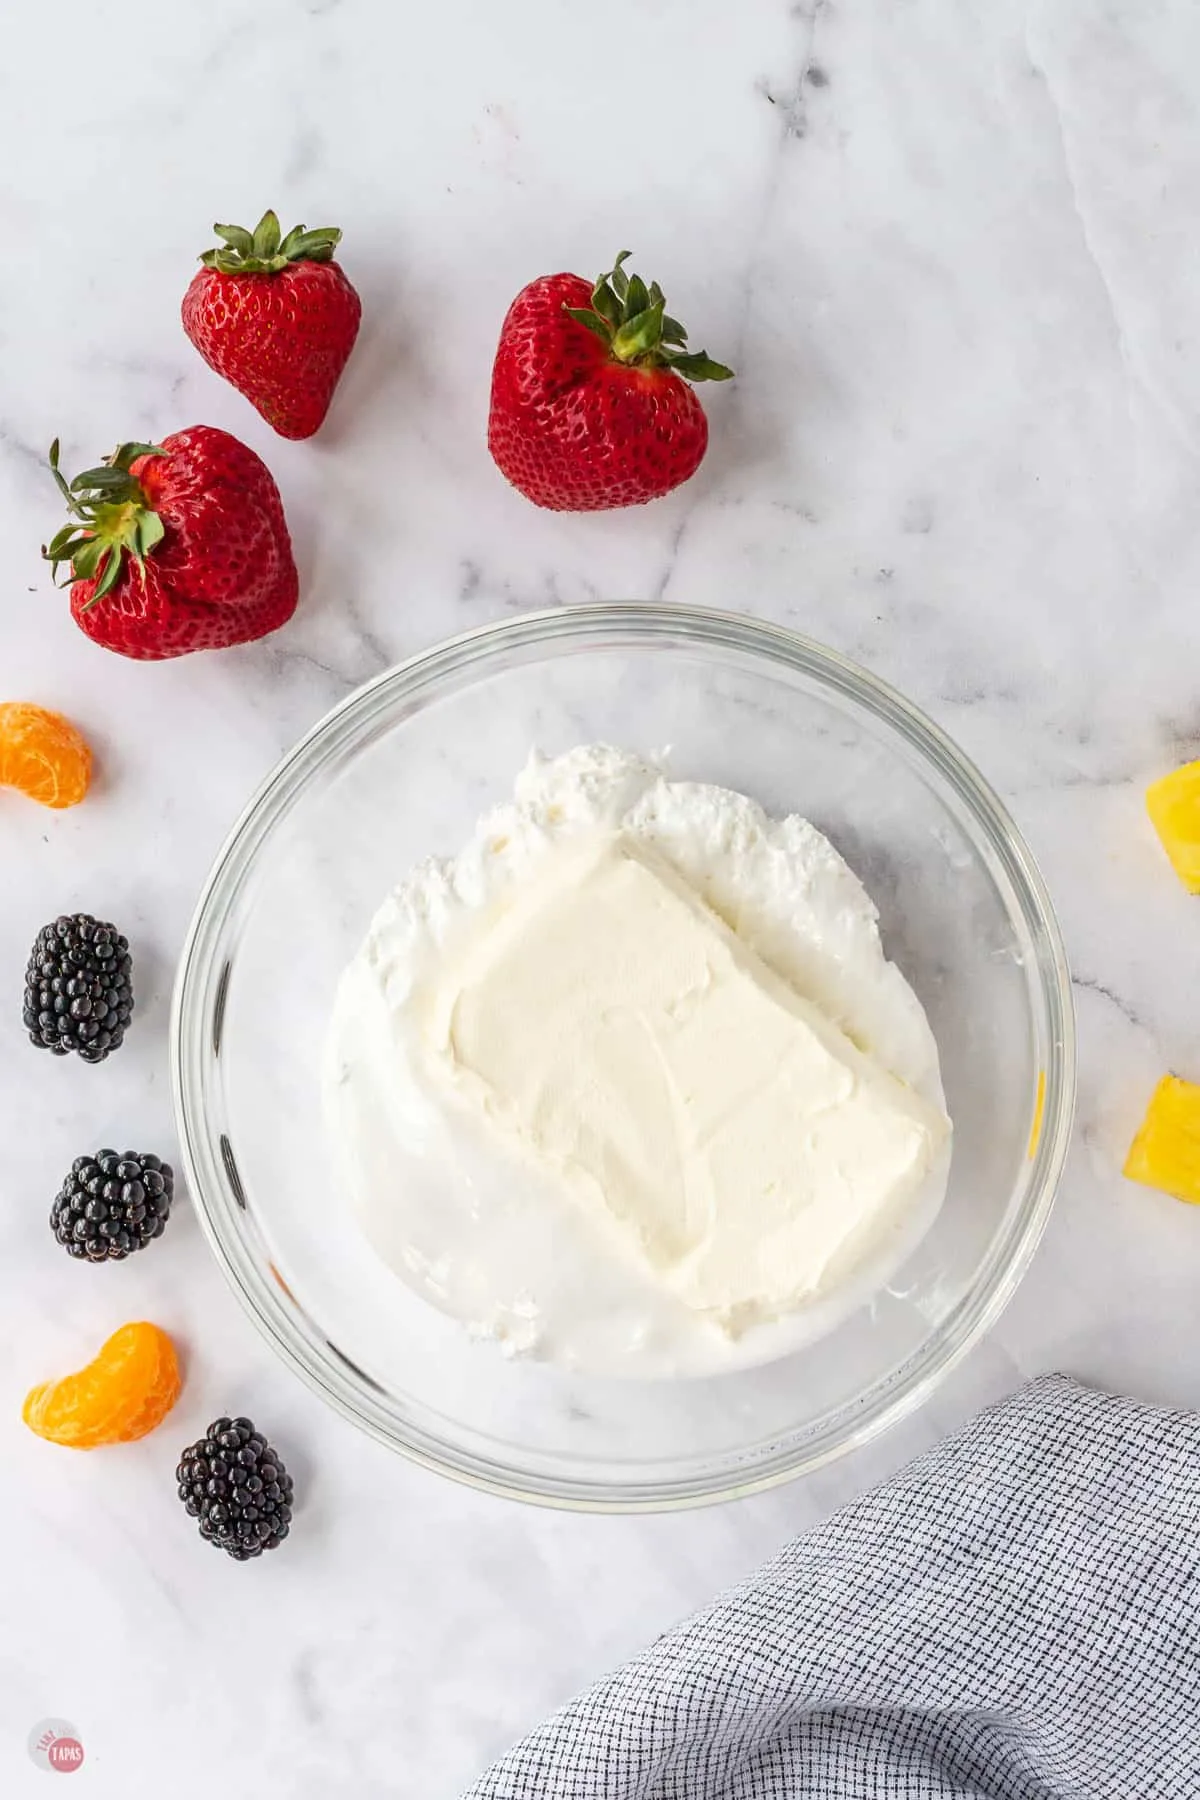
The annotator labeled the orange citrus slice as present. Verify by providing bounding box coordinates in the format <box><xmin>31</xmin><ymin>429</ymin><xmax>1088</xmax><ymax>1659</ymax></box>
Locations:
<box><xmin>23</xmin><ymin>1321</ymin><xmax>181</xmax><ymax>1448</ymax></box>
<box><xmin>0</xmin><ymin>702</ymin><xmax>92</xmax><ymax>809</ymax></box>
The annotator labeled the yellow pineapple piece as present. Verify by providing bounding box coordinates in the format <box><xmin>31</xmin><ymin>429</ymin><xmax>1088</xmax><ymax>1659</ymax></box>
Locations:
<box><xmin>1124</xmin><ymin>1075</ymin><xmax>1200</xmax><ymax>1204</ymax></box>
<box><xmin>1146</xmin><ymin>760</ymin><xmax>1200</xmax><ymax>892</ymax></box>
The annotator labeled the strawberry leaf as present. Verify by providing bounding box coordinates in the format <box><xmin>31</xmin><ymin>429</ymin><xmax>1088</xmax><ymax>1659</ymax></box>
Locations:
<box><xmin>568</xmin><ymin>252</ymin><xmax>735</xmax><ymax>384</ymax></box>
<box><xmin>112</xmin><ymin>443</ymin><xmax>165</xmax><ymax>466</ymax></box>
<box><xmin>86</xmin><ymin>546</ymin><xmax>124</xmax><ymax>606</ymax></box>
<box><xmin>70</xmin><ymin>538</ymin><xmax>107</xmax><ymax>582</ymax></box>
<box><xmin>612</xmin><ymin>300</ymin><xmax>665</xmax><ymax>364</ymax></box>
<box><xmin>213</xmin><ymin>223</ymin><xmax>256</xmax><ymax>257</ymax></box>
<box><xmin>564</xmin><ymin>306</ymin><xmax>614</xmax><ymax>345</ymax></box>
<box><xmin>73</xmin><ymin>467</ymin><xmax>132</xmax><ymax>496</ymax></box>
<box><xmin>252</xmin><ymin>209</ymin><xmax>282</xmax><ymax>261</ymax></box>
<box><xmin>48</xmin><ymin>440</ymin><xmax>75</xmax><ymax>509</ymax></box>
<box><xmin>135</xmin><ymin>512</ymin><xmax>165</xmax><ymax>560</ymax></box>
<box><xmin>589</xmin><ymin>276</ymin><xmax>622</xmax><ymax>330</ymax></box>
<box><xmin>286</xmin><ymin>227</ymin><xmax>342</xmax><ymax>264</ymax></box>
<box><xmin>199</xmin><ymin>211</ymin><xmax>345</xmax><ymax>274</ymax></box>
<box><xmin>43</xmin><ymin>438</ymin><xmax>167</xmax><ymax>600</ymax></box>
<box><xmin>666</xmin><ymin>350</ymin><xmax>735</xmax><ymax>382</ymax></box>
<box><xmin>624</xmin><ymin>273</ymin><xmax>650</xmax><ymax>317</ymax></box>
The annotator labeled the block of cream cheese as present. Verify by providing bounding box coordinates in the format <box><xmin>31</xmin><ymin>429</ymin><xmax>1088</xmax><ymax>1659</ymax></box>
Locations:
<box><xmin>421</xmin><ymin>834</ymin><xmax>950</xmax><ymax>1330</ymax></box>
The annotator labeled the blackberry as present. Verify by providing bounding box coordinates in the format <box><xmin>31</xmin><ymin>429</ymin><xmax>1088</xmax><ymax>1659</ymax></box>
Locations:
<box><xmin>176</xmin><ymin>1417</ymin><xmax>294</xmax><ymax>1560</ymax></box>
<box><xmin>23</xmin><ymin>913</ymin><xmax>133</xmax><ymax>1062</ymax></box>
<box><xmin>50</xmin><ymin>1149</ymin><xmax>173</xmax><ymax>1262</ymax></box>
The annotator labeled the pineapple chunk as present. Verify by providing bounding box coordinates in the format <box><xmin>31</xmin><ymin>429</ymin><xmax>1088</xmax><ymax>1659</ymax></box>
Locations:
<box><xmin>1147</xmin><ymin>760</ymin><xmax>1200</xmax><ymax>892</ymax></box>
<box><xmin>1124</xmin><ymin>1075</ymin><xmax>1200</xmax><ymax>1204</ymax></box>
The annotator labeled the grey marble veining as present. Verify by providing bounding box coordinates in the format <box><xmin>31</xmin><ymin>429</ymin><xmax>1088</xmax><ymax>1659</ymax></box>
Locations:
<box><xmin>4</xmin><ymin>1</ymin><xmax>1200</xmax><ymax>1794</ymax></box>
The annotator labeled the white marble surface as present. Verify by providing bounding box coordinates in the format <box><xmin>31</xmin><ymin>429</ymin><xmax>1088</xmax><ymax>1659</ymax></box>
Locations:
<box><xmin>5</xmin><ymin>0</ymin><xmax>1200</xmax><ymax>1791</ymax></box>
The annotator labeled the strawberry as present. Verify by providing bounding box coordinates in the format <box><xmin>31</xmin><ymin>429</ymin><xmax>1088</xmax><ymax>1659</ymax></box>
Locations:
<box><xmin>488</xmin><ymin>251</ymin><xmax>733</xmax><ymax>512</ymax></box>
<box><xmin>181</xmin><ymin>210</ymin><xmax>362</xmax><ymax>440</ymax></box>
<box><xmin>43</xmin><ymin>426</ymin><xmax>299</xmax><ymax>660</ymax></box>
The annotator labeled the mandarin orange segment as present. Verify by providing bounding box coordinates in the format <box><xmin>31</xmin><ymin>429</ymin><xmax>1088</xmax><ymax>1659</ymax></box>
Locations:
<box><xmin>22</xmin><ymin>1321</ymin><xmax>181</xmax><ymax>1449</ymax></box>
<box><xmin>0</xmin><ymin>702</ymin><xmax>92</xmax><ymax>809</ymax></box>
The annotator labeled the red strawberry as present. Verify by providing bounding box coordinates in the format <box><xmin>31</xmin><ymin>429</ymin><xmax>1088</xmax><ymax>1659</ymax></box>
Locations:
<box><xmin>43</xmin><ymin>426</ymin><xmax>299</xmax><ymax>660</ymax></box>
<box><xmin>181</xmin><ymin>210</ymin><xmax>362</xmax><ymax>440</ymax></box>
<box><xmin>488</xmin><ymin>251</ymin><xmax>733</xmax><ymax>512</ymax></box>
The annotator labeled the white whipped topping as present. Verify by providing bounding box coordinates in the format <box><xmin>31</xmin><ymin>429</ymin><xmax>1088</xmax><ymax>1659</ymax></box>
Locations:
<box><xmin>324</xmin><ymin>746</ymin><xmax>952</xmax><ymax>1377</ymax></box>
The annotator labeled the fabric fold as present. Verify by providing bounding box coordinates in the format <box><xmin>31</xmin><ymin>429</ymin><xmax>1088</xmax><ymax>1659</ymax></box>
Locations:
<box><xmin>463</xmin><ymin>1376</ymin><xmax>1200</xmax><ymax>1798</ymax></box>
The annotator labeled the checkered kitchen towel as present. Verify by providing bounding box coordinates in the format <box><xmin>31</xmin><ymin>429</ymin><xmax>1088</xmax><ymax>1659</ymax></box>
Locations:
<box><xmin>463</xmin><ymin>1376</ymin><xmax>1200</xmax><ymax>1798</ymax></box>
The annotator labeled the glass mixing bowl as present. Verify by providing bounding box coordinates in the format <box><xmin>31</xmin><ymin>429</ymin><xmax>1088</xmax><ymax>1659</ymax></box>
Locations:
<box><xmin>172</xmin><ymin>605</ymin><xmax>1074</xmax><ymax>1510</ymax></box>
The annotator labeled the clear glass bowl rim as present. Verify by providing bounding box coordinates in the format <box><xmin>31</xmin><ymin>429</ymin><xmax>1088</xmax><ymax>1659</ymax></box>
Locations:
<box><xmin>171</xmin><ymin>602</ymin><xmax>1076</xmax><ymax>1512</ymax></box>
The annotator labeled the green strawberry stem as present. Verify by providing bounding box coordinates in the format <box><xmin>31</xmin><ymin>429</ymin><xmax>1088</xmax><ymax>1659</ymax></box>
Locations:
<box><xmin>43</xmin><ymin>440</ymin><xmax>166</xmax><ymax>607</ymax></box>
<box><xmin>199</xmin><ymin>209</ymin><xmax>343</xmax><ymax>274</ymax></box>
<box><xmin>564</xmin><ymin>251</ymin><xmax>734</xmax><ymax>382</ymax></box>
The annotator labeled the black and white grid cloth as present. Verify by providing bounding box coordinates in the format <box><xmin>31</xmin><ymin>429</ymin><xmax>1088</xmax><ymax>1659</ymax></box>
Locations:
<box><xmin>462</xmin><ymin>1376</ymin><xmax>1200</xmax><ymax>1798</ymax></box>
